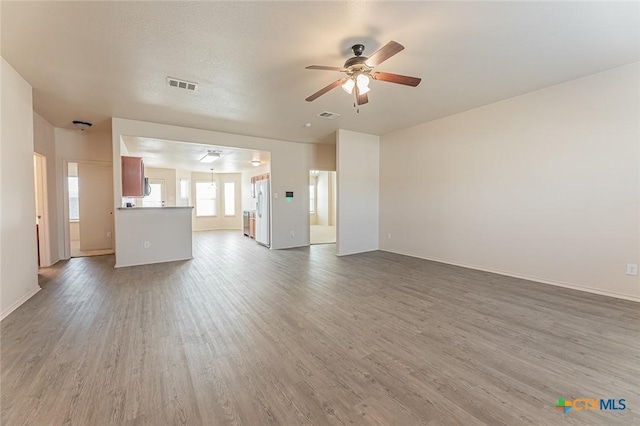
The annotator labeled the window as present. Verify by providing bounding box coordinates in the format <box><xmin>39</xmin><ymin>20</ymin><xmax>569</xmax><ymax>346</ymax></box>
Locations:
<box><xmin>178</xmin><ymin>178</ymin><xmax>190</xmax><ymax>207</ymax></box>
<box><xmin>68</xmin><ymin>177</ymin><xmax>79</xmax><ymax>220</ymax></box>
<box><xmin>196</xmin><ymin>181</ymin><xmax>217</xmax><ymax>216</ymax></box>
<box><xmin>224</xmin><ymin>182</ymin><xmax>235</xmax><ymax>216</ymax></box>
<box><xmin>309</xmin><ymin>184</ymin><xmax>315</xmax><ymax>213</ymax></box>
<box><xmin>180</xmin><ymin>178</ymin><xmax>189</xmax><ymax>199</ymax></box>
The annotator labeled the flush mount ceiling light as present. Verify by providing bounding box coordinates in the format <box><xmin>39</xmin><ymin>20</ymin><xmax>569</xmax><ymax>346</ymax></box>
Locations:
<box><xmin>72</xmin><ymin>120</ymin><xmax>92</xmax><ymax>131</ymax></box>
<box><xmin>251</xmin><ymin>160</ymin><xmax>261</xmax><ymax>167</ymax></box>
<box><xmin>200</xmin><ymin>150</ymin><xmax>222</xmax><ymax>163</ymax></box>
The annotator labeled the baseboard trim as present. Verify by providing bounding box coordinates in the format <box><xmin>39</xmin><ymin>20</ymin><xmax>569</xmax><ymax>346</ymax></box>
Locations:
<box><xmin>1</xmin><ymin>286</ymin><xmax>41</xmax><ymax>321</ymax></box>
<box><xmin>337</xmin><ymin>248</ymin><xmax>379</xmax><ymax>257</ymax></box>
<box><xmin>115</xmin><ymin>256</ymin><xmax>193</xmax><ymax>268</ymax></box>
<box><xmin>40</xmin><ymin>256</ymin><xmax>61</xmax><ymax>268</ymax></box>
<box><xmin>380</xmin><ymin>249</ymin><xmax>640</xmax><ymax>303</ymax></box>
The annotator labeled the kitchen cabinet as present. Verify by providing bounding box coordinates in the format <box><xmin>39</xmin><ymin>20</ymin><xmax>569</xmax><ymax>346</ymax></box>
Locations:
<box><xmin>122</xmin><ymin>156</ymin><xmax>144</xmax><ymax>197</ymax></box>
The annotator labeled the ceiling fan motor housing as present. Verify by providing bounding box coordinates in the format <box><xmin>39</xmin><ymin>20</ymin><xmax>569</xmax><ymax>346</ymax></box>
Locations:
<box><xmin>344</xmin><ymin>56</ymin><xmax>369</xmax><ymax>70</ymax></box>
<box><xmin>343</xmin><ymin>44</ymin><xmax>369</xmax><ymax>70</ymax></box>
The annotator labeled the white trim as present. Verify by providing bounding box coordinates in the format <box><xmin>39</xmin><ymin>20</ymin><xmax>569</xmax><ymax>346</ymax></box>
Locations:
<box><xmin>33</xmin><ymin>153</ymin><xmax>52</xmax><ymax>267</ymax></box>
<box><xmin>380</xmin><ymin>249</ymin><xmax>640</xmax><ymax>303</ymax></box>
<box><xmin>62</xmin><ymin>161</ymin><xmax>71</xmax><ymax>259</ymax></box>
<box><xmin>337</xmin><ymin>248</ymin><xmax>379</xmax><ymax>257</ymax></box>
<box><xmin>0</xmin><ymin>286</ymin><xmax>41</xmax><ymax>321</ymax></box>
<box><xmin>115</xmin><ymin>256</ymin><xmax>193</xmax><ymax>268</ymax></box>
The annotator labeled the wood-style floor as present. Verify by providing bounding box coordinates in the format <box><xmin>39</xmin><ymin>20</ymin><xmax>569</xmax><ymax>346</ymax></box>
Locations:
<box><xmin>2</xmin><ymin>231</ymin><xmax>639</xmax><ymax>425</ymax></box>
<box><xmin>310</xmin><ymin>225</ymin><xmax>336</xmax><ymax>245</ymax></box>
<box><xmin>70</xmin><ymin>240</ymin><xmax>115</xmax><ymax>258</ymax></box>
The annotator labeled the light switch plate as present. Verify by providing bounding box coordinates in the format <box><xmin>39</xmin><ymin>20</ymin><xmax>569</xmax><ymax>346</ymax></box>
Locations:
<box><xmin>626</xmin><ymin>263</ymin><xmax>638</xmax><ymax>276</ymax></box>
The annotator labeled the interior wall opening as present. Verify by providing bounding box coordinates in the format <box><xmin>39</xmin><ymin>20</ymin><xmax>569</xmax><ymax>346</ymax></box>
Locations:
<box><xmin>67</xmin><ymin>161</ymin><xmax>115</xmax><ymax>258</ymax></box>
<box><xmin>309</xmin><ymin>170</ymin><xmax>336</xmax><ymax>245</ymax></box>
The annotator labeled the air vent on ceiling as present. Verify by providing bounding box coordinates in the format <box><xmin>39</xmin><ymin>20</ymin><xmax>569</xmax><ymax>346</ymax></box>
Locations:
<box><xmin>317</xmin><ymin>111</ymin><xmax>340</xmax><ymax>119</ymax></box>
<box><xmin>167</xmin><ymin>77</ymin><xmax>198</xmax><ymax>91</ymax></box>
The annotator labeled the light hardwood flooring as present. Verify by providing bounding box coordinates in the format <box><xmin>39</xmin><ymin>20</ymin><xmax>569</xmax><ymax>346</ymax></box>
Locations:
<box><xmin>70</xmin><ymin>240</ymin><xmax>115</xmax><ymax>258</ymax></box>
<box><xmin>2</xmin><ymin>230</ymin><xmax>639</xmax><ymax>425</ymax></box>
<box><xmin>310</xmin><ymin>225</ymin><xmax>336</xmax><ymax>245</ymax></box>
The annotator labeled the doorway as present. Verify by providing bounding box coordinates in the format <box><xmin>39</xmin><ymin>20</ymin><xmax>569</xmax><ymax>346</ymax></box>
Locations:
<box><xmin>309</xmin><ymin>170</ymin><xmax>336</xmax><ymax>245</ymax></box>
<box><xmin>67</xmin><ymin>161</ymin><xmax>115</xmax><ymax>258</ymax></box>
<box><xmin>33</xmin><ymin>153</ymin><xmax>50</xmax><ymax>267</ymax></box>
<box><xmin>142</xmin><ymin>179</ymin><xmax>165</xmax><ymax>207</ymax></box>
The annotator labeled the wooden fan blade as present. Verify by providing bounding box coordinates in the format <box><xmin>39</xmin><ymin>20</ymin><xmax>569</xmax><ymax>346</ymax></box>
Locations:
<box><xmin>305</xmin><ymin>79</ymin><xmax>345</xmax><ymax>102</ymax></box>
<box><xmin>305</xmin><ymin>65</ymin><xmax>346</xmax><ymax>72</ymax></box>
<box><xmin>372</xmin><ymin>71</ymin><xmax>421</xmax><ymax>87</ymax></box>
<box><xmin>355</xmin><ymin>85</ymin><xmax>369</xmax><ymax>105</ymax></box>
<box><xmin>365</xmin><ymin>41</ymin><xmax>404</xmax><ymax>67</ymax></box>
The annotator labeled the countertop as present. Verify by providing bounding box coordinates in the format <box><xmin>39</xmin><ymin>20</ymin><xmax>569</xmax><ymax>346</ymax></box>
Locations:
<box><xmin>117</xmin><ymin>206</ymin><xmax>194</xmax><ymax>210</ymax></box>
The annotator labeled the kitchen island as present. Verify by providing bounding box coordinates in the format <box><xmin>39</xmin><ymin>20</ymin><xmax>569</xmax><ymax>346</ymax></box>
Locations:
<box><xmin>114</xmin><ymin>206</ymin><xmax>193</xmax><ymax>267</ymax></box>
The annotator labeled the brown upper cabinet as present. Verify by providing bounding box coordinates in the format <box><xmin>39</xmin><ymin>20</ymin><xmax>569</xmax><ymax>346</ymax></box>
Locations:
<box><xmin>122</xmin><ymin>156</ymin><xmax>144</xmax><ymax>197</ymax></box>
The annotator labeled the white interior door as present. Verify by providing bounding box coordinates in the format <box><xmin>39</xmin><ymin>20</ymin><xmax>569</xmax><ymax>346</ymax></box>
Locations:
<box><xmin>78</xmin><ymin>162</ymin><xmax>113</xmax><ymax>250</ymax></box>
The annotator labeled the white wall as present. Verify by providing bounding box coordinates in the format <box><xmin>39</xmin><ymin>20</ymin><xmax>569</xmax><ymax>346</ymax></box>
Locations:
<box><xmin>310</xmin><ymin>138</ymin><xmax>337</xmax><ymax>171</ymax></box>
<box><xmin>1</xmin><ymin>58</ymin><xmax>40</xmax><ymax>320</ymax></box>
<box><xmin>78</xmin><ymin>162</ymin><xmax>113</xmax><ymax>250</ymax></box>
<box><xmin>331</xmin><ymin>171</ymin><xmax>337</xmax><ymax>227</ymax></box>
<box><xmin>336</xmin><ymin>130</ymin><xmax>380</xmax><ymax>256</ymax></box>
<box><xmin>69</xmin><ymin>222</ymin><xmax>80</xmax><ymax>241</ymax></box>
<box><xmin>33</xmin><ymin>112</ymin><xmax>59</xmax><ymax>265</ymax></box>
<box><xmin>309</xmin><ymin>175</ymin><xmax>318</xmax><ymax>226</ymax></box>
<box><xmin>112</xmin><ymin>119</ymin><xmax>335</xmax><ymax>262</ymax></box>
<box><xmin>316</xmin><ymin>171</ymin><xmax>335</xmax><ymax>226</ymax></box>
<box><xmin>380</xmin><ymin>62</ymin><xmax>640</xmax><ymax>302</ymax></box>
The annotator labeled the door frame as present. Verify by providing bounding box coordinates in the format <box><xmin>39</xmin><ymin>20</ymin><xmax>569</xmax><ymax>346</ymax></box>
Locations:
<box><xmin>33</xmin><ymin>153</ymin><xmax>51</xmax><ymax>266</ymax></box>
<box><xmin>62</xmin><ymin>159</ymin><xmax>114</xmax><ymax>259</ymax></box>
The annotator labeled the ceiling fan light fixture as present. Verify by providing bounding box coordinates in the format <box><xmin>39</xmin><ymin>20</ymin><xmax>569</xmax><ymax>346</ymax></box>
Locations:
<box><xmin>356</xmin><ymin>73</ymin><xmax>370</xmax><ymax>94</ymax></box>
<box><xmin>341</xmin><ymin>78</ymin><xmax>355</xmax><ymax>94</ymax></box>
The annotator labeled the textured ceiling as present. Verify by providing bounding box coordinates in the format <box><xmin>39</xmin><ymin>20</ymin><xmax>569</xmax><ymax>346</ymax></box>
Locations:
<box><xmin>122</xmin><ymin>137</ymin><xmax>270</xmax><ymax>174</ymax></box>
<box><xmin>2</xmin><ymin>1</ymin><xmax>639</xmax><ymax>143</ymax></box>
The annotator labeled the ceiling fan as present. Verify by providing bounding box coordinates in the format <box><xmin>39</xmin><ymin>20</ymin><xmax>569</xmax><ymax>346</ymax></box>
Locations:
<box><xmin>305</xmin><ymin>41</ymin><xmax>421</xmax><ymax>107</ymax></box>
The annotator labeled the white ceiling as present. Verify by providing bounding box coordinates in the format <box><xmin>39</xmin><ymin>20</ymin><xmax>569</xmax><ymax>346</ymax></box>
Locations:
<box><xmin>2</xmin><ymin>2</ymin><xmax>639</xmax><ymax>143</ymax></box>
<box><xmin>122</xmin><ymin>137</ymin><xmax>270</xmax><ymax>173</ymax></box>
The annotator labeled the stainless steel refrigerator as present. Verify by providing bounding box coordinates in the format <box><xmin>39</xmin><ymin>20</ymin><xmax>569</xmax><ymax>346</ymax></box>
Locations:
<box><xmin>255</xmin><ymin>179</ymin><xmax>270</xmax><ymax>247</ymax></box>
